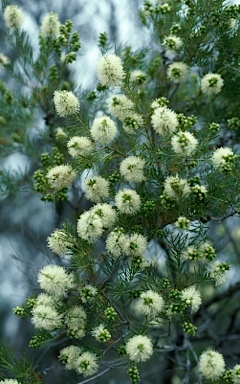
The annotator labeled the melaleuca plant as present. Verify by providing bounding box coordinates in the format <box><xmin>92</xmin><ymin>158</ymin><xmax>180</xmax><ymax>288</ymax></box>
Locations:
<box><xmin>1</xmin><ymin>0</ymin><xmax>240</xmax><ymax>383</ymax></box>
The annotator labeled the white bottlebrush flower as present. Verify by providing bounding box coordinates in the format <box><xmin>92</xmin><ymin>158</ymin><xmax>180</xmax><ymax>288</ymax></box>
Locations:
<box><xmin>67</xmin><ymin>136</ymin><xmax>93</xmax><ymax>158</ymax></box>
<box><xmin>175</xmin><ymin>216</ymin><xmax>190</xmax><ymax>230</ymax></box>
<box><xmin>171</xmin><ymin>131</ymin><xmax>198</xmax><ymax>156</ymax></box>
<box><xmin>211</xmin><ymin>147</ymin><xmax>235</xmax><ymax>171</ymax></box>
<box><xmin>3</xmin><ymin>5</ymin><xmax>24</xmax><ymax>28</ymax></box>
<box><xmin>65</xmin><ymin>305</ymin><xmax>87</xmax><ymax>339</ymax></box>
<box><xmin>182</xmin><ymin>246</ymin><xmax>200</xmax><ymax>261</ymax></box>
<box><xmin>167</xmin><ymin>62</ymin><xmax>188</xmax><ymax>83</ymax></box>
<box><xmin>0</xmin><ymin>54</ymin><xmax>10</xmax><ymax>68</ymax></box>
<box><xmin>122</xmin><ymin>233</ymin><xmax>148</xmax><ymax>257</ymax></box>
<box><xmin>59</xmin><ymin>345</ymin><xmax>82</xmax><ymax>370</ymax></box>
<box><xmin>199</xmin><ymin>350</ymin><xmax>225</xmax><ymax>380</ymax></box>
<box><xmin>115</xmin><ymin>189</ymin><xmax>141</xmax><ymax>215</ymax></box>
<box><xmin>163</xmin><ymin>35</ymin><xmax>183</xmax><ymax>52</ymax></box>
<box><xmin>126</xmin><ymin>335</ymin><xmax>153</xmax><ymax>363</ymax></box>
<box><xmin>90</xmin><ymin>116</ymin><xmax>117</xmax><ymax>145</ymax></box>
<box><xmin>97</xmin><ymin>53</ymin><xmax>125</xmax><ymax>86</ymax></box>
<box><xmin>80</xmin><ymin>285</ymin><xmax>98</xmax><ymax>303</ymax></box>
<box><xmin>53</xmin><ymin>90</ymin><xmax>80</xmax><ymax>117</ymax></box>
<box><xmin>91</xmin><ymin>203</ymin><xmax>116</xmax><ymax>228</ymax></box>
<box><xmin>130</xmin><ymin>70</ymin><xmax>147</xmax><ymax>85</ymax></box>
<box><xmin>108</xmin><ymin>94</ymin><xmax>135</xmax><ymax>121</ymax></box>
<box><xmin>47</xmin><ymin>228</ymin><xmax>71</xmax><ymax>257</ymax></box>
<box><xmin>106</xmin><ymin>228</ymin><xmax>126</xmax><ymax>258</ymax></box>
<box><xmin>181</xmin><ymin>286</ymin><xmax>202</xmax><ymax>313</ymax></box>
<box><xmin>233</xmin><ymin>364</ymin><xmax>240</xmax><ymax>384</ymax></box>
<box><xmin>35</xmin><ymin>293</ymin><xmax>57</xmax><ymax>308</ymax></box>
<box><xmin>40</xmin><ymin>13</ymin><xmax>60</xmax><ymax>39</ymax></box>
<box><xmin>199</xmin><ymin>242</ymin><xmax>216</xmax><ymax>261</ymax></box>
<box><xmin>84</xmin><ymin>176</ymin><xmax>110</xmax><ymax>203</ymax></box>
<box><xmin>191</xmin><ymin>184</ymin><xmax>208</xmax><ymax>201</ymax></box>
<box><xmin>151</xmin><ymin>106</ymin><xmax>178</xmax><ymax>136</ymax></box>
<box><xmin>201</xmin><ymin>73</ymin><xmax>224</xmax><ymax>95</ymax></box>
<box><xmin>164</xmin><ymin>175</ymin><xmax>191</xmax><ymax>199</ymax></box>
<box><xmin>38</xmin><ymin>264</ymin><xmax>75</xmax><ymax>297</ymax></box>
<box><xmin>32</xmin><ymin>304</ymin><xmax>62</xmax><ymax>330</ymax></box>
<box><xmin>151</xmin><ymin>97</ymin><xmax>169</xmax><ymax>110</ymax></box>
<box><xmin>77</xmin><ymin>210</ymin><xmax>103</xmax><ymax>243</ymax></box>
<box><xmin>92</xmin><ymin>324</ymin><xmax>111</xmax><ymax>342</ymax></box>
<box><xmin>120</xmin><ymin>156</ymin><xmax>146</xmax><ymax>183</ymax></box>
<box><xmin>136</xmin><ymin>290</ymin><xmax>164</xmax><ymax>316</ymax></box>
<box><xmin>47</xmin><ymin>164</ymin><xmax>76</xmax><ymax>191</ymax></box>
<box><xmin>75</xmin><ymin>351</ymin><xmax>99</xmax><ymax>377</ymax></box>
<box><xmin>0</xmin><ymin>380</ymin><xmax>20</xmax><ymax>384</ymax></box>
<box><xmin>55</xmin><ymin>127</ymin><xmax>67</xmax><ymax>140</ymax></box>
<box><xmin>206</xmin><ymin>261</ymin><xmax>229</xmax><ymax>286</ymax></box>
<box><xmin>122</xmin><ymin>113</ymin><xmax>144</xmax><ymax>134</ymax></box>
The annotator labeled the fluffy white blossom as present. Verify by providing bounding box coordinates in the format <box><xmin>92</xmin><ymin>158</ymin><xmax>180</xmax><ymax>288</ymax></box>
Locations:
<box><xmin>130</xmin><ymin>70</ymin><xmax>147</xmax><ymax>85</ymax></box>
<box><xmin>59</xmin><ymin>345</ymin><xmax>82</xmax><ymax>370</ymax></box>
<box><xmin>120</xmin><ymin>156</ymin><xmax>146</xmax><ymax>183</ymax></box>
<box><xmin>151</xmin><ymin>97</ymin><xmax>169</xmax><ymax>110</ymax></box>
<box><xmin>233</xmin><ymin>364</ymin><xmax>240</xmax><ymax>383</ymax></box>
<box><xmin>106</xmin><ymin>228</ymin><xmax>126</xmax><ymax>258</ymax></box>
<box><xmin>181</xmin><ymin>286</ymin><xmax>202</xmax><ymax>313</ymax></box>
<box><xmin>77</xmin><ymin>210</ymin><xmax>103</xmax><ymax>243</ymax></box>
<box><xmin>80</xmin><ymin>285</ymin><xmax>98</xmax><ymax>303</ymax></box>
<box><xmin>136</xmin><ymin>290</ymin><xmax>164</xmax><ymax>316</ymax></box>
<box><xmin>38</xmin><ymin>264</ymin><xmax>75</xmax><ymax>297</ymax></box>
<box><xmin>175</xmin><ymin>216</ymin><xmax>190</xmax><ymax>230</ymax></box>
<box><xmin>47</xmin><ymin>164</ymin><xmax>76</xmax><ymax>191</ymax></box>
<box><xmin>199</xmin><ymin>350</ymin><xmax>225</xmax><ymax>380</ymax></box>
<box><xmin>167</xmin><ymin>62</ymin><xmax>188</xmax><ymax>82</ymax></box>
<box><xmin>164</xmin><ymin>175</ymin><xmax>191</xmax><ymax>199</ymax></box>
<box><xmin>75</xmin><ymin>351</ymin><xmax>99</xmax><ymax>377</ymax></box>
<box><xmin>126</xmin><ymin>335</ymin><xmax>153</xmax><ymax>363</ymax></box>
<box><xmin>40</xmin><ymin>13</ymin><xmax>60</xmax><ymax>39</ymax></box>
<box><xmin>182</xmin><ymin>246</ymin><xmax>200</xmax><ymax>261</ymax></box>
<box><xmin>65</xmin><ymin>306</ymin><xmax>87</xmax><ymax>339</ymax></box>
<box><xmin>3</xmin><ymin>5</ymin><xmax>24</xmax><ymax>28</ymax></box>
<box><xmin>207</xmin><ymin>261</ymin><xmax>229</xmax><ymax>286</ymax></box>
<box><xmin>163</xmin><ymin>35</ymin><xmax>183</xmax><ymax>52</ymax></box>
<box><xmin>211</xmin><ymin>147</ymin><xmax>235</xmax><ymax>171</ymax></box>
<box><xmin>108</xmin><ymin>94</ymin><xmax>135</xmax><ymax>121</ymax></box>
<box><xmin>91</xmin><ymin>203</ymin><xmax>116</xmax><ymax>227</ymax></box>
<box><xmin>84</xmin><ymin>176</ymin><xmax>110</xmax><ymax>202</ymax></box>
<box><xmin>55</xmin><ymin>127</ymin><xmax>67</xmax><ymax>140</ymax></box>
<box><xmin>77</xmin><ymin>204</ymin><xmax>115</xmax><ymax>242</ymax></box>
<box><xmin>0</xmin><ymin>54</ymin><xmax>10</xmax><ymax>68</ymax></box>
<box><xmin>199</xmin><ymin>242</ymin><xmax>216</xmax><ymax>261</ymax></box>
<box><xmin>32</xmin><ymin>304</ymin><xmax>62</xmax><ymax>330</ymax></box>
<box><xmin>97</xmin><ymin>53</ymin><xmax>125</xmax><ymax>86</ymax></box>
<box><xmin>201</xmin><ymin>73</ymin><xmax>224</xmax><ymax>95</ymax></box>
<box><xmin>90</xmin><ymin>116</ymin><xmax>117</xmax><ymax>145</ymax></box>
<box><xmin>67</xmin><ymin>136</ymin><xmax>94</xmax><ymax>158</ymax></box>
<box><xmin>122</xmin><ymin>233</ymin><xmax>148</xmax><ymax>257</ymax></box>
<box><xmin>47</xmin><ymin>228</ymin><xmax>71</xmax><ymax>257</ymax></box>
<box><xmin>171</xmin><ymin>131</ymin><xmax>198</xmax><ymax>156</ymax></box>
<box><xmin>35</xmin><ymin>293</ymin><xmax>57</xmax><ymax>308</ymax></box>
<box><xmin>53</xmin><ymin>90</ymin><xmax>80</xmax><ymax>117</ymax></box>
<box><xmin>122</xmin><ymin>113</ymin><xmax>144</xmax><ymax>134</ymax></box>
<box><xmin>151</xmin><ymin>106</ymin><xmax>178</xmax><ymax>136</ymax></box>
<box><xmin>0</xmin><ymin>380</ymin><xmax>20</xmax><ymax>384</ymax></box>
<box><xmin>115</xmin><ymin>189</ymin><xmax>141</xmax><ymax>215</ymax></box>
<box><xmin>91</xmin><ymin>324</ymin><xmax>111</xmax><ymax>342</ymax></box>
